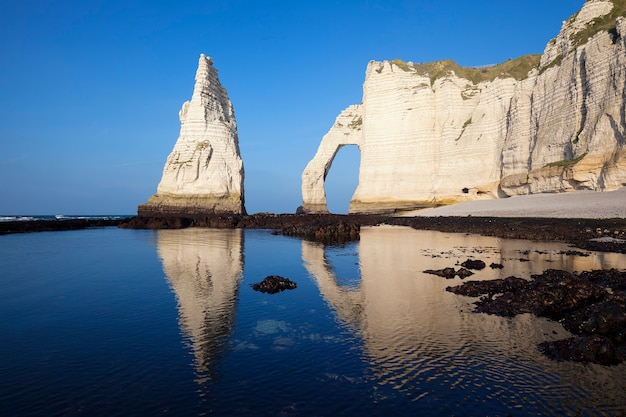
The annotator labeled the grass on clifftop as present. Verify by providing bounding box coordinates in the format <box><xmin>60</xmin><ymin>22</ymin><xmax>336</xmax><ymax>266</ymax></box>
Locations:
<box><xmin>571</xmin><ymin>0</ymin><xmax>626</xmax><ymax>46</ymax></box>
<box><xmin>391</xmin><ymin>55</ymin><xmax>541</xmax><ymax>84</ymax></box>
<box><xmin>390</xmin><ymin>1</ymin><xmax>626</xmax><ymax>84</ymax></box>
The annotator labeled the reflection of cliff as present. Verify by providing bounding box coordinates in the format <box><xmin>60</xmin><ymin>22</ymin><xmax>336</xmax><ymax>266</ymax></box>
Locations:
<box><xmin>303</xmin><ymin>227</ymin><xmax>467</xmax><ymax>375</ymax></box>
<box><xmin>157</xmin><ymin>228</ymin><xmax>244</xmax><ymax>385</ymax></box>
<box><xmin>303</xmin><ymin>225</ymin><xmax>624</xmax><ymax>398</ymax></box>
<box><xmin>301</xmin><ymin>243</ymin><xmax>364</xmax><ymax>328</ymax></box>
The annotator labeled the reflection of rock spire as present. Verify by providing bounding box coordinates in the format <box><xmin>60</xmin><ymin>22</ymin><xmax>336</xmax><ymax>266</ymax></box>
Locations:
<box><xmin>157</xmin><ymin>228</ymin><xmax>244</xmax><ymax>386</ymax></box>
<box><xmin>139</xmin><ymin>54</ymin><xmax>245</xmax><ymax>216</ymax></box>
<box><xmin>302</xmin><ymin>241</ymin><xmax>364</xmax><ymax>327</ymax></box>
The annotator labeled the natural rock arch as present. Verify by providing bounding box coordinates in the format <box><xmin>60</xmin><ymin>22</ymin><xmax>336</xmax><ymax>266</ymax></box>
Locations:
<box><xmin>324</xmin><ymin>144</ymin><xmax>361</xmax><ymax>213</ymax></box>
<box><xmin>301</xmin><ymin>3</ymin><xmax>626</xmax><ymax>215</ymax></box>
<box><xmin>301</xmin><ymin>105</ymin><xmax>363</xmax><ymax>213</ymax></box>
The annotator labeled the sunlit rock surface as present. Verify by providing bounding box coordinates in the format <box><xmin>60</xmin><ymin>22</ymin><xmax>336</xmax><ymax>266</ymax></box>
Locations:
<box><xmin>139</xmin><ymin>54</ymin><xmax>245</xmax><ymax>216</ymax></box>
<box><xmin>302</xmin><ymin>0</ymin><xmax>626</xmax><ymax>214</ymax></box>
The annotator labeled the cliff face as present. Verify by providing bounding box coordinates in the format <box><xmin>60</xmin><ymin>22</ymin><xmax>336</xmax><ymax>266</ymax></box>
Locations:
<box><xmin>302</xmin><ymin>0</ymin><xmax>626</xmax><ymax>214</ymax></box>
<box><xmin>139</xmin><ymin>54</ymin><xmax>245</xmax><ymax>216</ymax></box>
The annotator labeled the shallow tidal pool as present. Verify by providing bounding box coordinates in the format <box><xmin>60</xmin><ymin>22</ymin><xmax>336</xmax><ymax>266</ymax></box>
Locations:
<box><xmin>1</xmin><ymin>225</ymin><xmax>625</xmax><ymax>416</ymax></box>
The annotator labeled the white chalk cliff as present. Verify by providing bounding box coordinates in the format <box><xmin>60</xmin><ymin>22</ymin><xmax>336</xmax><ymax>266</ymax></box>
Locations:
<box><xmin>302</xmin><ymin>0</ymin><xmax>626</xmax><ymax>214</ymax></box>
<box><xmin>140</xmin><ymin>54</ymin><xmax>245</xmax><ymax>216</ymax></box>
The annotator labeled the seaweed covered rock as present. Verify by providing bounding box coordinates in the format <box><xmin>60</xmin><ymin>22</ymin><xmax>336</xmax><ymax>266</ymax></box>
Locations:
<box><xmin>452</xmin><ymin>269</ymin><xmax>607</xmax><ymax>319</ymax></box>
<box><xmin>447</xmin><ymin>269</ymin><xmax>626</xmax><ymax>364</ymax></box>
<box><xmin>461</xmin><ymin>259</ymin><xmax>486</xmax><ymax>270</ymax></box>
<box><xmin>424</xmin><ymin>267</ymin><xmax>457</xmax><ymax>279</ymax></box>
<box><xmin>447</xmin><ymin>276</ymin><xmax>529</xmax><ymax>299</ymax></box>
<box><xmin>561</xmin><ymin>301</ymin><xmax>626</xmax><ymax>337</ymax></box>
<box><xmin>281</xmin><ymin>220</ymin><xmax>360</xmax><ymax>244</ymax></box>
<box><xmin>455</xmin><ymin>267</ymin><xmax>475</xmax><ymax>279</ymax></box>
<box><xmin>251</xmin><ymin>276</ymin><xmax>297</xmax><ymax>294</ymax></box>
<box><xmin>424</xmin><ymin>267</ymin><xmax>475</xmax><ymax>279</ymax></box>
<box><xmin>539</xmin><ymin>335</ymin><xmax>623</xmax><ymax>366</ymax></box>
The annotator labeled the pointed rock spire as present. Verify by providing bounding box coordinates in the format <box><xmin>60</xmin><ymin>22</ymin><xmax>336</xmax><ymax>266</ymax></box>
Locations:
<box><xmin>139</xmin><ymin>54</ymin><xmax>246</xmax><ymax>216</ymax></box>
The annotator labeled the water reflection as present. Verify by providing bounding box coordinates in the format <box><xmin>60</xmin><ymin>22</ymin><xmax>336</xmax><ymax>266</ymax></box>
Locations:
<box><xmin>304</xmin><ymin>225</ymin><xmax>626</xmax><ymax>414</ymax></box>
<box><xmin>156</xmin><ymin>228</ymin><xmax>244</xmax><ymax>387</ymax></box>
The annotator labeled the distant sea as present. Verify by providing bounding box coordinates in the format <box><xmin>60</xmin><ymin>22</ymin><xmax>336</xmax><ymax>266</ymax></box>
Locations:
<box><xmin>0</xmin><ymin>214</ymin><xmax>131</xmax><ymax>222</ymax></box>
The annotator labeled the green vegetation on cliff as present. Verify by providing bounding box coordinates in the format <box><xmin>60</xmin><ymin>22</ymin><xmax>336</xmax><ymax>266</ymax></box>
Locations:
<box><xmin>544</xmin><ymin>153</ymin><xmax>588</xmax><ymax>168</ymax></box>
<box><xmin>538</xmin><ymin>55</ymin><xmax>563</xmax><ymax>75</ymax></box>
<box><xmin>390</xmin><ymin>55</ymin><xmax>541</xmax><ymax>85</ymax></box>
<box><xmin>389</xmin><ymin>1</ymin><xmax>626</xmax><ymax>85</ymax></box>
<box><xmin>571</xmin><ymin>0</ymin><xmax>626</xmax><ymax>46</ymax></box>
<box><xmin>348</xmin><ymin>116</ymin><xmax>363</xmax><ymax>129</ymax></box>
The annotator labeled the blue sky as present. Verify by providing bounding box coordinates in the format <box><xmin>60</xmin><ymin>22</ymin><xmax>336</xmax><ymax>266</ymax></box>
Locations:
<box><xmin>1</xmin><ymin>0</ymin><xmax>584</xmax><ymax>215</ymax></box>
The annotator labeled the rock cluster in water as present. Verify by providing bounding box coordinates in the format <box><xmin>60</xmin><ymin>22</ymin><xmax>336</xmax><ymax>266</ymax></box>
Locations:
<box><xmin>447</xmin><ymin>269</ymin><xmax>626</xmax><ymax>365</ymax></box>
<box><xmin>251</xmin><ymin>276</ymin><xmax>297</xmax><ymax>294</ymax></box>
<box><xmin>139</xmin><ymin>54</ymin><xmax>245</xmax><ymax>216</ymax></box>
<box><xmin>302</xmin><ymin>0</ymin><xmax>626</xmax><ymax>214</ymax></box>
<box><xmin>423</xmin><ymin>258</ymin><xmax>490</xmax><ymax>279</ymax></box>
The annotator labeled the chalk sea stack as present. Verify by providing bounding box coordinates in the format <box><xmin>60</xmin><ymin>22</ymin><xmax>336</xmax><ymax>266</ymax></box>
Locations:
<box><xmin>139</xmin><ymin>54</ymin><xmax>245</xmax><ymax>216</ymax></box>
<box><xmin>302</xmin><ymin>0</ymin><xmax>626</xmax><ymax>214</ymax></box>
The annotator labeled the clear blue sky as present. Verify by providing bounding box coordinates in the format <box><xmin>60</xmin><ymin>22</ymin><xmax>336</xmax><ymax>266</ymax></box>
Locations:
<box><xmin>1</xmin><ymin>0</ymin><xmax>584</xmax><ymax>215</ymax></box>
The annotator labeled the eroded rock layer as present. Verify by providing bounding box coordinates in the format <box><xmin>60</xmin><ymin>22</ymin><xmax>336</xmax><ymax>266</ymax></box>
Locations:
<box><xmin>139</xmin><ymin>54</ymin><xmax>245</xmax><ymax>216</ymax></box>
<box><xmin>302</xmin><ymin>0</ymin><xmax>626</xmax><ymax>214</ymax></box>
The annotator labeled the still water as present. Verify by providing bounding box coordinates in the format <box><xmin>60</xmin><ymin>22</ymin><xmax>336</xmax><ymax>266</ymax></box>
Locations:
<box><xmin>1</xmin><ymin>226</ymin><xmax>625</xmax><ymax>416</ymax></box>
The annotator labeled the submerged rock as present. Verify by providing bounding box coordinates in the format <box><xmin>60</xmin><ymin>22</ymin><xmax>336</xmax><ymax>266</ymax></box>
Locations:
<box><xmin>251</xmin><ymin>276</ymin><xmax>297</xmax><ymax>294</ymax></box>
<box><xmin>424</xmin><ymin>267</ymin><xmax>457</xmax><ymax>279</ymax></box>
<box><xmin>424</xmin><ymin>267</ymin><xmax>475</xmax><ymax>279</ymax></box>
<box><xmin>455</xmin><ymin>267</ymin><xmax>475</xmax><ymax>279</ymax></box>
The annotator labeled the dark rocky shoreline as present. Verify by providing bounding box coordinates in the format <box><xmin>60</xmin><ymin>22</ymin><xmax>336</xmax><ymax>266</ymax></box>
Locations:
<box><xmin>0</xmin><ymin>218</ymin><xmax>124</xmax><ymax>235</ymax></box>
<box><xmin>119</xmin><ymin>214</ymin><xmax>626</xmax><ymax>252</ymax></box>
<box><xmin>5</xmin><ymin>214</ymin><xmax>625</xmax><ymax>253</ymax></box>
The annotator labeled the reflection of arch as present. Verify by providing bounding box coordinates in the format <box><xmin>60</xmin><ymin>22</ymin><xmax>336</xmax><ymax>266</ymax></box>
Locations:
<box><xmin>301</xmin><ymin>105</ymin><xmax>363</xmax><ymax>213</ymax></box>
<box><xmin>303</xmin><ymin>226</ymin><xmax>460</xmax><ymax>361</ymax></box>
<box><xmin>302</xmin><ymin>226</ymin><xmax>622</xmax><ymax>403</ymax></box>
<box><xmin>157</xmin><ymin>228</ymin><xmax>244</xmax><ymax>387</ymax></box>
<box><xmin>302</xmin><ymin>241</ymin><xmax>364</xmax><ymax>327</ymax></box>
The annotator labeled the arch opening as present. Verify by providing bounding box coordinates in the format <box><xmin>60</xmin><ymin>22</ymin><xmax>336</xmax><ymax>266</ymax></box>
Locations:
<box><xmin>324</xmin><ymin>145</ymin><xmax>361</xmax><ymax>214</ymax></box>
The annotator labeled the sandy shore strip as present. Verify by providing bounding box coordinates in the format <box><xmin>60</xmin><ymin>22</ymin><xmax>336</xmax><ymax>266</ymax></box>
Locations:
<box><xmin>403</xmin><ymin>187</ymin><xmax>626</xmax><ymax>219</ymax></box>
